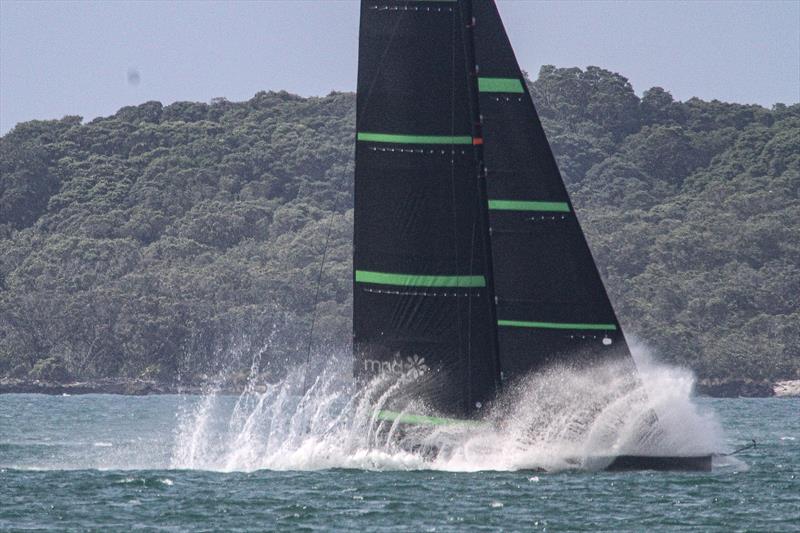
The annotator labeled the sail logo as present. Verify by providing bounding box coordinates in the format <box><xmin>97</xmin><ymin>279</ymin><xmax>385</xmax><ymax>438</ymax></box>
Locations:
<box><xmin>363</xmin><ymin>353</ymin><xmax>429</xmax><ymax>380</ymax></box>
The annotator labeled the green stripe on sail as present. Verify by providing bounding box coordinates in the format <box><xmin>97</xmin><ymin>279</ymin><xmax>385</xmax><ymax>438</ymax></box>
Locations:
<box><xmin>498</xmin><ymin>320</ymin><xmax>618</xmax><ymax>331</ymax></box>
<box><xmin>356</xmin><ymin>270</ymin><xmax>485</xmax><ymax>288</ymax></box>
<box><xmin>357</xmin><ymin>132</ymin><xmax>473</xmax><ymax>145</ymax></box>
<box><xmin>478</xmin><ymin>77</ymin><xmax>525</xmax><ymax>93</ymax></box>
<box><xmin>376</xmin><ymin>410</ymin><xmax>484</xmax><ymax>427</ymax></box>
<box><xmin>488</xmin><ymin>200</ymin><xmax>570</xmax><ymax>212</ymax></box>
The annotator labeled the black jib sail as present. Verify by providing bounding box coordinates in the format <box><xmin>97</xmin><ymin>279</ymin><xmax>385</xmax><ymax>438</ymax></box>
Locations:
<box><xmin>471</xmin><ymin>0</ymin><xmax>633</xmax><ymax>380</ymax></box>
<box><xmin>353</xmin><ymin>0</ymin><xmax>633</xmax><ymax>418</ymax></box>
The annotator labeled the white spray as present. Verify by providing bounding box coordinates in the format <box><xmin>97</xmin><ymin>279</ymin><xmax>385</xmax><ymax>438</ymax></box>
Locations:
<box><xmin>170</xmin><ymin>339</ymin><xmax>726</xmax><ymax>473</ymax></box>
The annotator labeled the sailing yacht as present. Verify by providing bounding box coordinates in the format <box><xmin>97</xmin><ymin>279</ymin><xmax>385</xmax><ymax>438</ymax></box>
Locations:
<box><xmin>351</xmin><ymin>0</ymin><xmax>712</xmax><ymax>471</ymax></box>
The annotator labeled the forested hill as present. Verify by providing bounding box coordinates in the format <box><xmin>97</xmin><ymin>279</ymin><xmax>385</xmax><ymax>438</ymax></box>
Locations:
<box><xmin>1</xmin><ymin>66</ymin><xmax>798</xmax><ymax>385</ymax></box>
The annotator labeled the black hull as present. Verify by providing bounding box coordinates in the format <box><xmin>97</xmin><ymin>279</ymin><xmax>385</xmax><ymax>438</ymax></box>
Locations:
<box><xmin>378</xmin><ymin>413</ymin><xmax>715</xmax><ymax>472</ymax></box>
<box><xmin>404</xmin><ymin>445</ymin><xmax>713</xmax><ymax>472</ymax></box>
<box><xmin>603</xmin><ymin>454</ymin><xmax>713</xmax><ymax>472</ymax></box>
<box><xmin>402</xmin><ymin>443</ymin><xmax>714</xmax><ymax>472</ymax></box>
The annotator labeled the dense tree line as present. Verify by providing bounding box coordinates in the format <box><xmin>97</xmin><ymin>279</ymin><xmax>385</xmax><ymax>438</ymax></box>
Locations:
<box><xmin>1</xmin><ymin>66</ymin><xmax>797</xmax><ymax>384</ymax></box>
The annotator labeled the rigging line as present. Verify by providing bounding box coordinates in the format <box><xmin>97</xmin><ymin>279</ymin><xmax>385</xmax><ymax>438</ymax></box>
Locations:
<box><xmin>302</xmin><ymin>195</ymin><xmax>340</xmax><ymax>392</ymax></box>
<box><xmin>446</xmin><ymin>4</ymin><xmax>468</xmax><ymax>411</ymax></box>
<box><xmin>461</xmin><ymin>0</ymin><xmax>502</xmax><ymax>396</ymax></box>
<box><xmin>461</xmin><ymin>3</ymin><xmax>481</xmax><ymax>409</ymax></box>
<box><xmin>722</xmin><ymin>439</ymin><xmax>757</xmax><ymax>456</ymax></box>
<box><xmin>466</xmin><ymin>215</ymin><xmax>478</xmax><ymax>376</ymax></box>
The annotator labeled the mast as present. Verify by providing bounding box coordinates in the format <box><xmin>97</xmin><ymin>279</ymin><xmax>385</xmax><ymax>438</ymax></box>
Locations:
<box><xmin>459</xmin><ymin>0</ymin><xmax>502</xmax><ymax>395</ymax></box>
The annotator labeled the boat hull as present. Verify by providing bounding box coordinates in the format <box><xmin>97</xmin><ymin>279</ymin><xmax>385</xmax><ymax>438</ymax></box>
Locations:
<box><xmin>397</xmin><ymin>439</ymin><xmax>714</xmax><ymax>472</ymax></box>
<box><xmin>375</xmin><ymin>411</ymin><xmax>715</xmax><ymax>472</ymax></box>
<box><xmin>603</xmin><ymin>454</ymin><xmax>713</xmax><ymax>472</ymax></box>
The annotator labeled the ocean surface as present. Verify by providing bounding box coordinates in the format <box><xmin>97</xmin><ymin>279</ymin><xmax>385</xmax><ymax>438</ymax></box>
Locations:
<box><xmin>1</xmin><ymin>381</ymin><xmax>798</xmax><ymax>531</ymax></box>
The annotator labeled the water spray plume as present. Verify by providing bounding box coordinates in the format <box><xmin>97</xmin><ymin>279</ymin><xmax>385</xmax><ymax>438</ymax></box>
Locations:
<box><xmin>170</xmin><ymin>342</ymin><xmax>727</xmax><ymax>472</ymax></box>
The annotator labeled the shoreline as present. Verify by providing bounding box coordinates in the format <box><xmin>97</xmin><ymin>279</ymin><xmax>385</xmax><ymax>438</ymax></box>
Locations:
<box><xmin>0</xmin><ymin>378</ymin><xmax>234</xmax><ymax>396</ymax></box>
<box><xmin>1</xmin><ymin>378</ymin><xmax>798</xmax><ymax>398</ymax></box>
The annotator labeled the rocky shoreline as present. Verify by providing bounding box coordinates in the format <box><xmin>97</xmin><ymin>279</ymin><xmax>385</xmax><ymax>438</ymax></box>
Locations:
<box><xmin>694</xmin><ymin>379</ymin><xmax>777</xmax><ymax>398</ymax></box>
<box><xmin>0</xmin><ymin>378</ymin><xmax>233</xmax><ymax>396</ymax></box>
<box><xmin>1</xmin><ymin>377</ymin><xmax>798</xmax><ymax>398</ymax></box>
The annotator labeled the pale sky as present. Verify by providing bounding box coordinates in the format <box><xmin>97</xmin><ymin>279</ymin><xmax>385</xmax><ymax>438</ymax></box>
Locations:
<box><xmin>1</xmin><ymin>0</ymin><xmax>798</xmax><ymax>134</ymax></box>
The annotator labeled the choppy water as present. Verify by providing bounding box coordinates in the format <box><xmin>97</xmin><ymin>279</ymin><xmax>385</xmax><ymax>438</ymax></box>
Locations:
<box><xmin>1</xmin><ymin>367</ymin><xmax>797</xmax><ymax>530</ymax></box>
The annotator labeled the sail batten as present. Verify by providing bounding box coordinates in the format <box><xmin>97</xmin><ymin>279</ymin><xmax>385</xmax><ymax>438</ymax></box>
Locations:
<box><xmin>357</xmin><ymin>132</ymin><xmax>474</xmax><ymax>144</ymax></box>
<box><xmin>356</xmin><ymin>270</ymin><xmax>486</xmax><ymax>288</ymax></box>
<box><xmin>498</xmin><ymin>320</ymin><xmax>618</xmax><ymax>331</ymax></box>
<box><xmin>488</xmin><ymin>200</ymin><xmax>570</xmax><ymax>212</ymax></box>
<box><xmin>478</xmin><ymin>77</ymin><xmax>525</xmax><ymax>93</ymax></box>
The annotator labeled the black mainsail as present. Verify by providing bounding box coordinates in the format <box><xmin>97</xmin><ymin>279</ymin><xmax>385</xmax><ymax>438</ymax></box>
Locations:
<box><xmin>353</xmin><ymin>0</ymin><xmax>632</xmax><ymax>417</ymax></box>
<box><xmin>353</xmin><ymin>0</ymin><xmax>499</xmax><ymax>416</ymax></box>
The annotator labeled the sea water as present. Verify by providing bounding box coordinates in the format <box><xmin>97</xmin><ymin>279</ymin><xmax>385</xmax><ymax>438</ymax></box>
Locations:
<box><xmin>1</xmin><ymin>361</ymin><xmax>797</xmax><ymax>531</ymax></box>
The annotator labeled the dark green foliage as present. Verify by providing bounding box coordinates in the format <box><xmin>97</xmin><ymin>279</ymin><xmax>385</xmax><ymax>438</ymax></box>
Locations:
<box><xmin>29</xmin><ymin>356</ymin><xmax>71</xmax><ymax>382</ymax></box>
<box><xmin>0</xmin><ymin>68</ymin><xmax>797</xmax><ymax>382</ymax></box>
